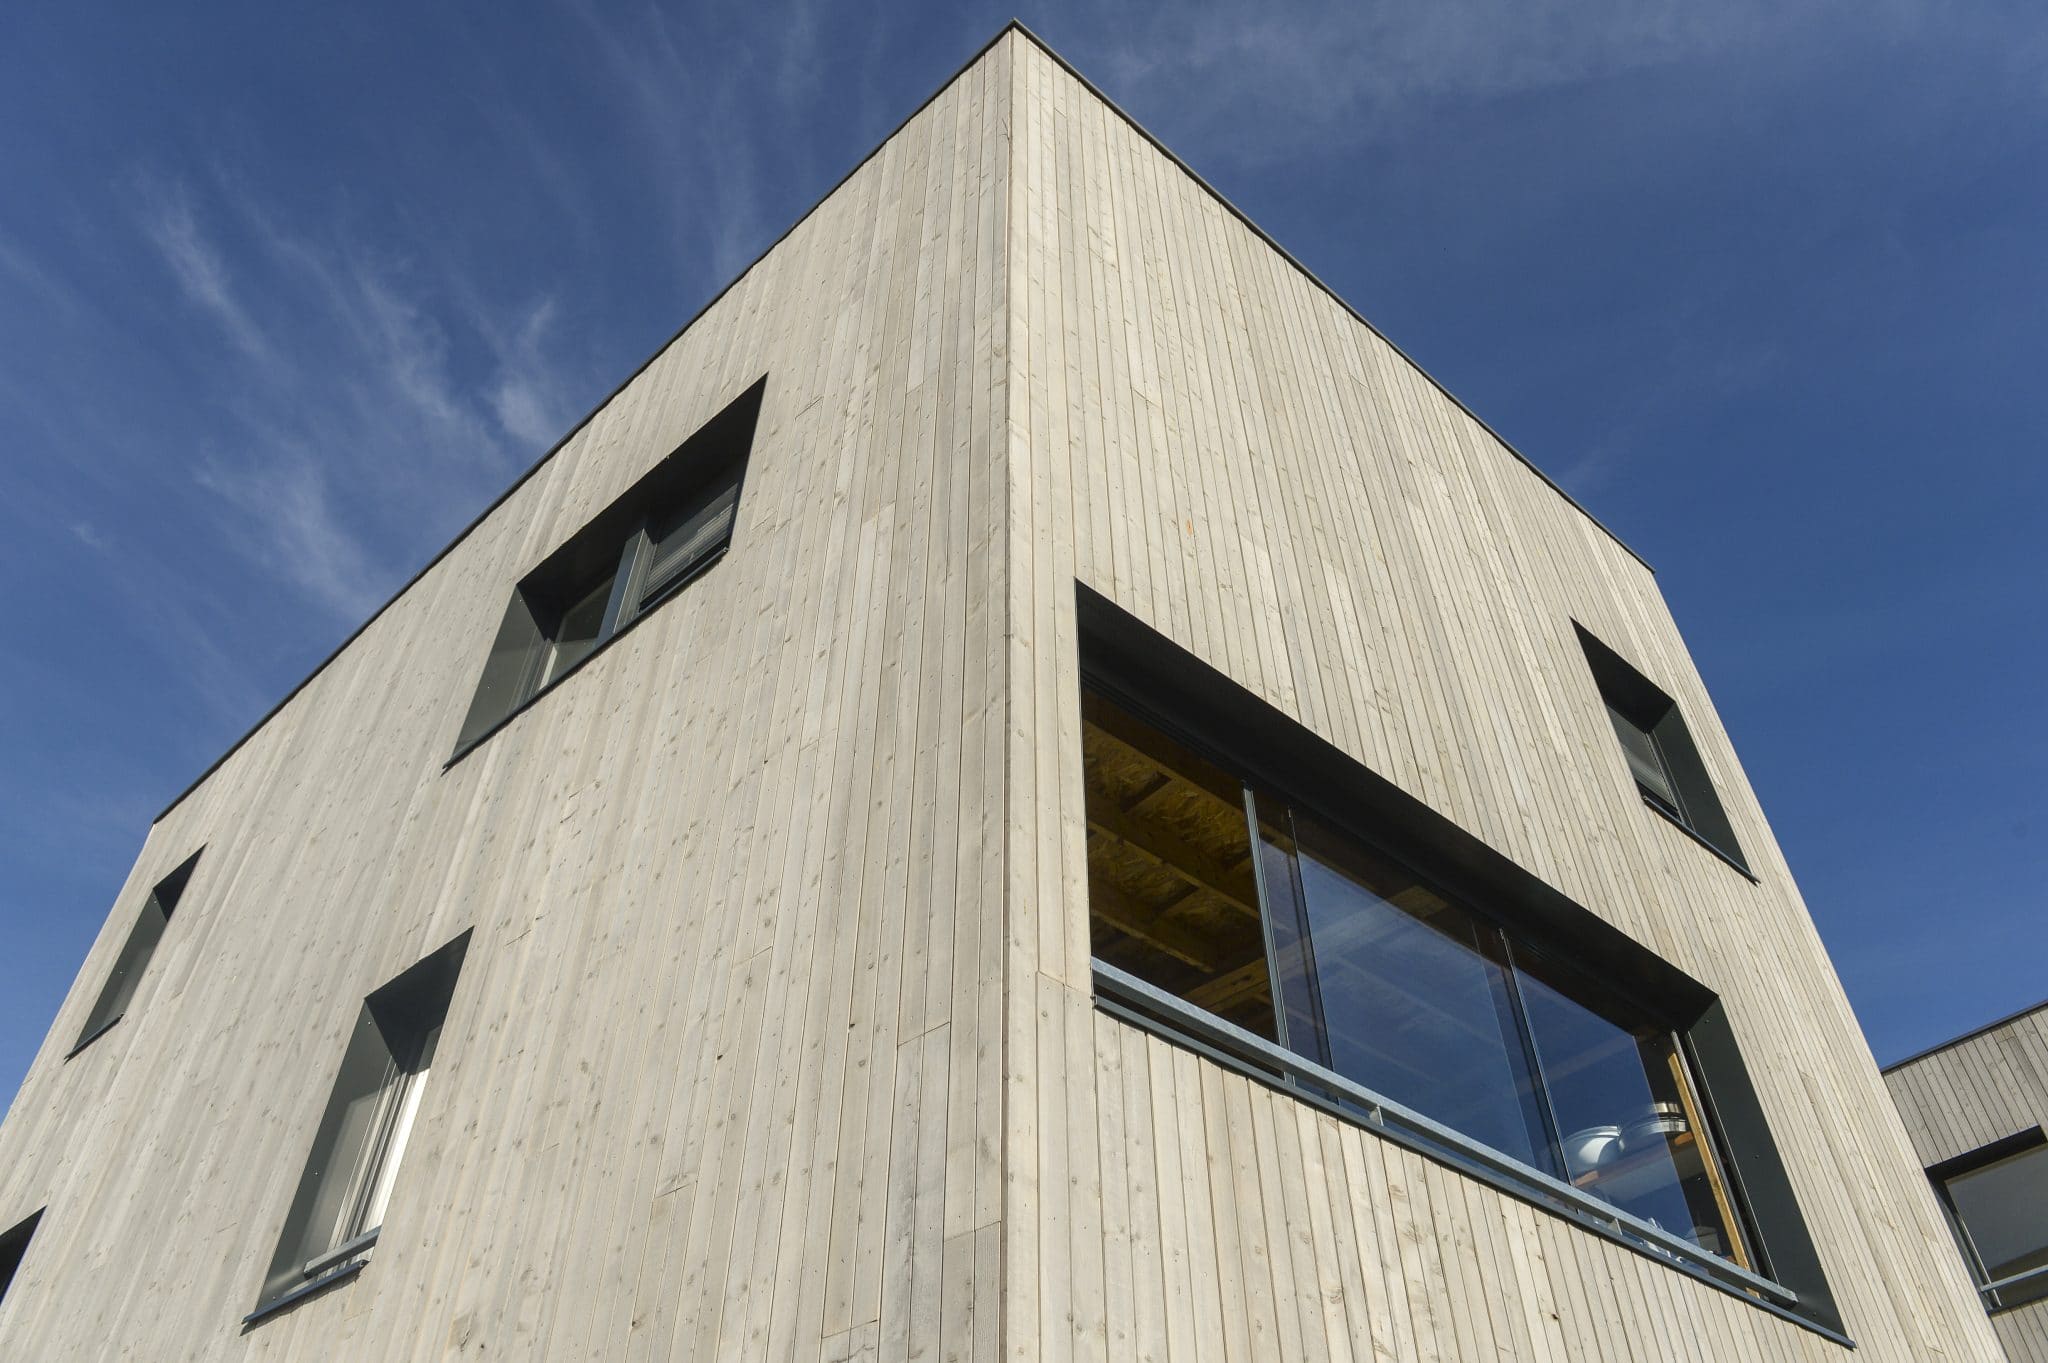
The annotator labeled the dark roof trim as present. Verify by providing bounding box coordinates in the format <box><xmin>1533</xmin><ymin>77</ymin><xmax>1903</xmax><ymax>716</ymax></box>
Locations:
<box><xmin>155</xmin><ymin>19</ymin><xmax>1645</xmax><ymax>826</ymax></box>
<box><xmin>1882</xmin><ymin>997</ymin><xmax>2048</xmax><ymax>1074</ymax></box>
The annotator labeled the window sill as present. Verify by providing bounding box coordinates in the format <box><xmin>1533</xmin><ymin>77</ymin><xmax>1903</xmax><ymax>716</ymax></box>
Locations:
<box><xmin>444</xmin><ymin>545</ymin><xmax>729</xmax><ymax>771</ymax></box>
<box><xmin>63</xmin><ymin>1013</ymin><xmax>124</xmax><ymax>1060</ymax></box>
<box><xmin>1092</xmin><ymin>960</ymin><xmax>1853</xmax><ymax>1349</ymax></box>
<box><xmin>1640</xmin><ymin>794</ymin><xmax>1756</xmax><ymax>882</ymax></box>
<box><xmin>241</xmin><ymin>1256</ymin><xmax>368</xmax><ymax>1327</ymax></box>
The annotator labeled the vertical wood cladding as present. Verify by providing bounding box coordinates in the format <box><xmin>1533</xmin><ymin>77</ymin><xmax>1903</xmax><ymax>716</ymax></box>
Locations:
<box><xmin>1001</xmin><ymin>30</ymin><xmax>1996</xmax><ymax>1363</ymax></box>
<box><xmin>1887</xmin><ymin>1006</ymin><xmax>2048</xmax><ymax>1362</ymax></box>
<box><xmin>0</xmin><ymin>25</ymin><xmax>2001</xmax><ymax>1362</ymax></box>
<box><xmin>0</xmin><ymin>37</ymin><xmax>1012</xmax><ymax>1362</ymax></box>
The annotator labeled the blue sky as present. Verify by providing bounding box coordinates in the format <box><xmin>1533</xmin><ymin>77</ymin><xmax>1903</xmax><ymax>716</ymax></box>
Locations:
<box><xmin>2</xmin><ymin>1</ymin><xmax>2043</xmax><ymax>1106</ymax></box>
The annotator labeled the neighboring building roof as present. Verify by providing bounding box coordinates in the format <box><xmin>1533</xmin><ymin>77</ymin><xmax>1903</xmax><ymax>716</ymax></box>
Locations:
<box><xmin>1883</xmin><ymin>997</ymin><xmax>2048</xmax><ymax>1074</ymax></box>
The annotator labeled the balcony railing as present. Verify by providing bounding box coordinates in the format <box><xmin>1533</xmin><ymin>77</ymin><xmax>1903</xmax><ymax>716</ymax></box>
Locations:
<box><xmin>1092</xmin><ymin>959</ymin><xmax>1800</xmax><ymax>1312</ymax></box>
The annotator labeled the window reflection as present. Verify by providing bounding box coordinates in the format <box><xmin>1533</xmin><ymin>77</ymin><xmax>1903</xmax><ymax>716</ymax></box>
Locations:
<box><xmin>1288</xmin><ymin>814</ymin><xmax>1557</xmax><ymax>1177</ymax></box>
<box><xmin>1513</xmin><ymin>951</ymin><xmax>1749</xmax><ymax>1265</ymax></box>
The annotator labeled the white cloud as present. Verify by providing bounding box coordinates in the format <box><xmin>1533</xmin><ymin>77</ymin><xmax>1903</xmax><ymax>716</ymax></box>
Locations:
<box><xmin>127</xmin><ymin>172</ymin><xmax>582</xmax><ymax>624</ymax></box>
<box><xmin>193</xmin><ymin>448</ymin><xmax>385</xmax><ymax>621</ymax></box>
<box><xmin>138</xmin><ymin>181</ymin><xmax>278</xmax><ymax>369</ymax></box>
<box><xmin>1062</xmin><ymin>0</ymin><xmax>1946</xmax><ymax>162</ymax></box>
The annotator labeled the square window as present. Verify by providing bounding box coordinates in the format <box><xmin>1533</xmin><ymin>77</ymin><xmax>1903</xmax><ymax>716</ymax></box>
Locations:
<box><xmin>452</xmin><ymin>378</ymin><xmax>763</xmax><ymax>757</ymax></box>
<box><xmin>1575</xmin><ymin>625</ymin><xmax>1748</xmax><ymax>873</ymax></box>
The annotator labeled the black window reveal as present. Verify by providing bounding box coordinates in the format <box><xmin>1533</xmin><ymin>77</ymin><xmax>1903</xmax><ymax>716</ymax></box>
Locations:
<box><xmin>1077</xmin><ymin>583</ymin><xmax>1841</xmax><ymax>1339</ymax></box>
<box><xmin>1575</xmin><ymin>624</ymin><xmax>1748</xmax><ymax>874</ymax></box>
<box><xmin>68</xmin><ymin>848</ymin><xmax>203</xmax><ymax>1057</ymax></box>
<box><xmin>250</xmin><ymin>932</ymin><xmax>469</xmax><ymax>1321</ymax></box>
<box><xmin>1930</xmin><ymin>1127</ymin><xmax>2048</xmax><ymax>1312</ymax></box>
<box><xmin>453</xmin><ymin>377</ymin><xmax>764</xmax><ymax>757</ymax></box>
<box><xmin>0</xmin><ymin>1208</ymin><xmax>42</xmax><ymax>1307</ymax></box>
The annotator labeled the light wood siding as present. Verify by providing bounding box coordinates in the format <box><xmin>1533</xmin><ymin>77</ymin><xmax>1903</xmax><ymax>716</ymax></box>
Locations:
<box><xmin>1000</xmin><ymin>30</ymin><xmax>1999</xmax><ymax>1363</ymax></box>
<box><xmin>0</xmin><ymin>35</ymin><xmax>1013</xmax><ymax>1362</ymax></box>
<box><xmin>1886</xmin><ymin>1004</ymin><xmax>2048</xmax><ymax>1362</ymax></box>
<box><xmin>0</xmin><ymin>23</ymin><xmax>2004</xmax><ymax>1363</ymax></box>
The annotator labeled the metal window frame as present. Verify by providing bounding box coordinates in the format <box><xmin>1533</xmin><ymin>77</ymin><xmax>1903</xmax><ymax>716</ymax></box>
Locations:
<box><xmin>449</xmin><ymin>379</ymin><xmax>761</xmax><ymax>765</ymax></box>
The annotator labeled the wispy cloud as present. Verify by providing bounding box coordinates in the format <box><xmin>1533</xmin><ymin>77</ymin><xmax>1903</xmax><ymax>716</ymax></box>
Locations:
<box><xmin>564</xmin><ymin>1</ymin><xmax>800</xmax><ymax>290</ymax></box>
<box><xmin>137</xmin><ymin>180</ymin><xmax>277</xmax><ymax>370</ymax></box>
<box><xmin>192</xmin><ymin>446</ymin><xmax>386</xmax><ymax>621</ymax></box>
<box><xmin>1058</xmin><ymin>0</ymin><xmax>1956</xmax><ymax>162</ymax></box>
<box><xmin>132</xmin><ymin>171</ymin><xmax>583</xmax><ymax>625</ymax></box>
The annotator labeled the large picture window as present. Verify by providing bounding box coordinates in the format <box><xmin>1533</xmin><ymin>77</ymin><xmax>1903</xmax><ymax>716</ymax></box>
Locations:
<box><xmin>1074</xmin><ymin>581</ymin><xmax>1843</xmax><ymax>1338</ymax></box>
<box><xmin>1085</xmin><ymin>690</ymin><xmax>1755</xmax><ymax>1268</ymax></box>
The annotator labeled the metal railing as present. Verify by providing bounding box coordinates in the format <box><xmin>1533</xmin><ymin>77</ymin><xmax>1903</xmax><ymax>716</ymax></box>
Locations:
<box><xmin>1093</xmin><ymin>959</ymin><xmax>1799</xmax><ymax>1310</ymax></box>
<box><xmin>1982</xmin><ymin>1262</ymin><xmax>2048</xmax><ymax>1311</ymax></box>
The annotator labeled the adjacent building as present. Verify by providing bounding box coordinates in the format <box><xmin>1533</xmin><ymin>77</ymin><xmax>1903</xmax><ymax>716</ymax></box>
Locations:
<box><xmin>0</xmin><ymin>23</ymin><xmax>2005</xmax><ymax>1361</ymax></box>
<box><xmin>1886</xmin><ymin>1002</ymin><xmax>2048</xmax><ymax>1361</ymax></box>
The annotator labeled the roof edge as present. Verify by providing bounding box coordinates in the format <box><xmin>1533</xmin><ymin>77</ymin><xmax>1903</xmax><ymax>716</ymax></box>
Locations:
<box><xmin>1000</xmin><ymin>20</ymin><xmax>1652</xmax><ymax>575</ymax></box>
<box><xmin>1881</xmin><ymin>997</ymin><xmax>2048</xmax><ymax>1074</ymax></box>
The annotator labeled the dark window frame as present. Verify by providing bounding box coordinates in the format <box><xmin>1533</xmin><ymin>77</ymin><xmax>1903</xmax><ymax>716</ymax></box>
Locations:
<box><xmin>65</xmin><ymin>848</ymin><xmax>204</xmax><ymax>1059</ymax></box>
<box><xmin>1075</xmin><ymin>582</ymin><xmax>1844</xmax><ymax>1341</ymax></box>
<box><xmin>1927</xmin><ymin>1125</ymin><xmax>2048</xmax><ymax>1313</ymax></box>
<box><xmin>449</xmin><ymin>377</ymin><xmax>765</xmax><ymax>763</ymax></box>
<box><xmin>1574</xmin><ymin>624</ymin><xmax>1751</xmax><ymax>878</ymax></box>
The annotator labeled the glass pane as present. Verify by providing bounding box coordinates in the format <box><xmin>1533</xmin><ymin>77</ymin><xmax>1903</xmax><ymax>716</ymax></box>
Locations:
<box><xmin>1948</xmin><ymin>1143</ymin><xmax>2048</xmax><ymax>1307</ymax></box>
<box><xmin>1290</xmin><ymin>816</ymin><xmax>1558</xmax><ymax>1175</ymax></box>
<box><xmin>359</xmin><ymin>1066</ymin><xmax>429</xmax><ymax>1233</ymax></box>
<box><xmin>1513</xmin><ymin>951</ymin><xmax>1746</xmax><ymax>1263</ymax></box>
<box><xmin>260</xmin><ymin>1007</ymin><xmax>402</xmax><ymax>1302</ymax></box>
<box><xmin>641</xmin><ymin>475</ymin><xmax>739</xmax><ymax>606</ymax></box>
<box><xmin>1251</xmin><ymin>791</ymin><xmax>1322</xmax><ymax>1061</ymax></box>
<box><xmin>1606</xmin><ymin>703</ymin><xmax>1680</xmax><ymax>812</ymax></box>
<box><xmin>1081</xmin><ymin>691</ymin><xmax>1276</xmax><ymax>1041</ymax></box>
<box><xmin>543</xmin><ymin>574</ymin><xmax>614</xmax><ymax>684</ymax></box>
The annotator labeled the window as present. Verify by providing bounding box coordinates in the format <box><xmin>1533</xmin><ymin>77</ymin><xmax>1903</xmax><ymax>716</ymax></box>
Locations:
<box><xmin>1076</xmin><ymin>584</ymin><xmax>1843</xmax><ymax>1337</ymax></box>
<box><xmin>1931</xmin><ymin>1128</ymin><xmax>2048</xmax><ymax>1312</ymax></box>
<box><xmin>67</xmin><ymin>849</ymin><xmax>202</xmax><ymax>1057</ymax></box>
<box><xmin>1575</xmin><ymin>625</ymin><xmax>1748</xmax><ymax>874</ymax></box>
<box><xmin>1085</xmin><ymin>691</ymin><xmax>1755</xmax><ymax>1266</ymax></box>
<box><xmin>453</xmin><ymin>377</ymin><xmax>764</xmax><ymax>756</ymax></box>
<box><xmin>250</xmin><ymin>932</ymin><xmax>469</xmax><ymax>1321</ymax></box>
<box><xmin>0</xmin><ymin>1208</ymin><xmax>41</xmax><ymax>1307</ymax></box>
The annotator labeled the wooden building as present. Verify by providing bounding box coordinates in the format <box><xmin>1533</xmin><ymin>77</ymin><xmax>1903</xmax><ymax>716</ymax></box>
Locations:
<box><xmin>1885</xmin><ymin>1003</ymin><xmax>2048</xmax><ymax>1361</ymax></box>
<box><xmin>0</xmin><ymin>23</ymin><xmax>2004</xmax><ymax>1361</ymax></box>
